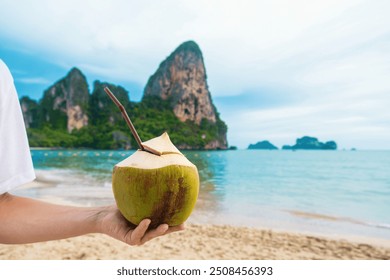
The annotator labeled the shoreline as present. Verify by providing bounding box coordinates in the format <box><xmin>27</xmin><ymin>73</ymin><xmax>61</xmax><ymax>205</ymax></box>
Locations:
<box><xmin>1</xmin><ymin>223</ymin><xmax>389</xmax><ymax>260</ymax></box>
<box><xmin>13</xmin><ymin>173</ymin><xmax>390</xmax><ymax>248</ymax></box>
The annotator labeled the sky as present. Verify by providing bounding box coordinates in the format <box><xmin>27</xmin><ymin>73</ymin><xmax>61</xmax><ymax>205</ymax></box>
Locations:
<box><xmin>1</xmin><ymin>0</ymin><xmax>389</xmax><ymax>149</ymax></box>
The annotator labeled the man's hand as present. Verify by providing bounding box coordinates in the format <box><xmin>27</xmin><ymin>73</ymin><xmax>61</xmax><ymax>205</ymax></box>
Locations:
<box><xmin>96</xmin><ymin>205</ymin><xmax>185</xmax><ymax>245</ymax></box>
<box><xmin>0</xmin><ymin>194</ymin><xmax>184</xmax><ymax>245</ymax></box>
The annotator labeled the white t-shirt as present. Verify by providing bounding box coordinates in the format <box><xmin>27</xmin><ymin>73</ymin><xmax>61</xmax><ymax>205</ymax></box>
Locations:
<box><xmin>0</xmin><ymin>59</ymin><xmax>35</xmax><ymax>194</ymax></box>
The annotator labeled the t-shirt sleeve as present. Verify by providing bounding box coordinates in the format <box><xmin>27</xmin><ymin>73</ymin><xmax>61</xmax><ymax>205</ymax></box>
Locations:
<box><xmin>0</xmin><ymin>60</ymin><xmax>36</xmax><ymax>194</ymax></box>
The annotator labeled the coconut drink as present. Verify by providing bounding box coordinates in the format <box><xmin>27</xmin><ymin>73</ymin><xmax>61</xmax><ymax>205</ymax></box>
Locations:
<box><xmin>104</xmin><ymin>87</ymin><xmax>199</xmax><ymax>228</ymax></box>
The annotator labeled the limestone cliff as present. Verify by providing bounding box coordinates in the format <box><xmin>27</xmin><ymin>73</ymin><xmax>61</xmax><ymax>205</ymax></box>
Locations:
<box><xmin>143</xmin><ymin>41</ymin><xmax>227</xmax><ymax>149</ymax></box>
<box><xmin>20</xmin><ymin>43</ymin><xmax>229</xmax><ymax>150</ymax></box>
<box><xmin>20</xmin><ymin>96</ymin><xmax>39</xmax><ymax>129</ymax></box>
<box><xmin>143</xmin><ymin>41</ymin><xmax>217</xmax><ymax>124</ymax></box>
<box><xmin>90</xmin><ymin>81</ymin><xmax>131</xmax><ymax>126</ymax></box>
<box><xmin>40</xmin><ymin>68</ymin><xmax>89</xmax><ymax>132</ymax></box>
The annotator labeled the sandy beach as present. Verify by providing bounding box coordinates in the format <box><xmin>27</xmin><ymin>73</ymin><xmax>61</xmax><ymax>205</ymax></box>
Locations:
<box><xmin>4</xmin><ymin>175</ymin><xmax>390</xmax><ymax>260</ymax></box>
<box><xmin>1</xmin><ymin>223</ymin><xmax>389</xmax><ymax>260</ymax></box>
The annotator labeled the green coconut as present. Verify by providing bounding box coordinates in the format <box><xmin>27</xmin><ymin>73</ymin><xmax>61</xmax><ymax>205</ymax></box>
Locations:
<box><xmin>112</xmin><ymin>132</ymin><xmax>199</xmax><ymax>228</ymax></box>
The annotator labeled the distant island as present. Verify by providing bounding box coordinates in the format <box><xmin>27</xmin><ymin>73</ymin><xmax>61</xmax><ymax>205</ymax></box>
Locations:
<box><xmin>20</xmin><ymin>41</ymin><xmax>228</xmax><ymax>150</ymax></box>
<box><xmin>282</xmin><ymin>136</ymin><xmax>337</xmax><ymax>150</ymax></box>
<box><xmin>248</xmin><ymin>140</ymin><xmax>278</xmax><ymax>150</ymax></box>
<box><xmin>248</xmin><ymin>136</ymin><xmax>338</xmax><ymax>151</ymax></box>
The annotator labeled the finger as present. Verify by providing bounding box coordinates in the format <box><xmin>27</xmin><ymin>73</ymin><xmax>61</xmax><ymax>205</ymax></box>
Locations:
<box><xmin>140</xmin><ymin>223</ymin><xmax>185</xmax><ymax>244</ymax></box>
<box><xmin>165</xmin><ymin>223</ymin><xmax>185</xmax><ymax>234</ymax></box>
<box><xmin>130</xmin><ymin>219</ymin><xmax>151</xmax><ymax>245</ymax></box>
<box><xmin>140</xmin><ymin>224</ymin><xmax>169</xmax><ymax>244</ymax></box>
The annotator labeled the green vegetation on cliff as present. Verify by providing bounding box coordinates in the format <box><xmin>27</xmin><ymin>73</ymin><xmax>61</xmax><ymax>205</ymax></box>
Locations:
<box><xmin>24</xmin><ymin>92</ymin><xmax>227</xmax><ymax>150</ymax></box>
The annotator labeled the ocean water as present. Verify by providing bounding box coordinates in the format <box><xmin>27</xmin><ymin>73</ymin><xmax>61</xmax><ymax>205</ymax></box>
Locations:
<box><xmin>16</xmin><ymin>149</ymin><xmax>390</xmax><ymax>240</ymax></box>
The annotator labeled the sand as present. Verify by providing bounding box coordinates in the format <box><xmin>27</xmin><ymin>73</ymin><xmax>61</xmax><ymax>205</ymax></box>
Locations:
<box><xmin>4</xmin><ymin>177</ymin><xmax>390</xmax><ymax>260</ymax></box>
<box><xmin>1</xmin><ymin>224</ymin><xmax>389</xmax><ymax>260</ymax></box>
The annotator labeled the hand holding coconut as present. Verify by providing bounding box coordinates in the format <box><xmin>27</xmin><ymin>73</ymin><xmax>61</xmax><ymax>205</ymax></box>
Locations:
<box><xmin>0</xmin><ymin>193</ymin><xmax>183</xmax><ymax>245</ymax></box>
<box><xmin>95</xmin><ymin>205</ymin><xmax>185</xmax><ymax>246</ymax></box>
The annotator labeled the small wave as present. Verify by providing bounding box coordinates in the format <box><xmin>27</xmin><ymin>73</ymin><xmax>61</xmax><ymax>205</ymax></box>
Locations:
<box><xmin>36</xmin><ymin>169</ymin><xmax>75</xmax><ymax>180</ymax></box>
<box><xmin>286</xmin><ymin>210</ymin><xmax>390</xmax><ymax>231</ymax></box>
<box><xmin>25</xmin><ymin>168</ymin><xmax>115</xmax><ymax>206</ymax></box>
<box><xmin>367</xmin><ymin>223</ymin><xmax>390</xmax><ymax>229</ymax></box>
<box><xmin>34</xmin><ymin>168</ymin><xmax>110</xmax><ymax>189</ymax></box>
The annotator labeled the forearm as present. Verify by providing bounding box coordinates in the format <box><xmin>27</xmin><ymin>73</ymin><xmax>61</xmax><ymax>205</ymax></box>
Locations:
<box><xmin>0</xmin><ymin>193</ymin><xmax>104</xmax><ymax>244</ymax></box>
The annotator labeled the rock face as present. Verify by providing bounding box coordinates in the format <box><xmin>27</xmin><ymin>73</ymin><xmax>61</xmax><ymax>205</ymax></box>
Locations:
<box><xmin>248</xmin><ymin>140</ymin><xmax>278</xmax><ymax>150</ymax></box>
<box><xmin>90</xmin><ymin>81</ymin><xmax>131</xmax><ymax>126</ymax></box>
<box><xmin>40</xmin><ymin>68</ymin><xmax>89</xmax><ymax>132</ymax></box>
<box><xmin>20</xmin><ymin>96</ymin><xmax>39</xmax><ymax>129</ymax></box>
<box><xmin>143</xmin><ymin>41</ymin><xmax>217</xmax><ymax>125</ymax></box>
<box><xmin>282</xmin><ymin>136</ymin><xmax>337</xmax><ymax>150</ymax></box>
<box><xmin>89</xmin><ymin>81</ymin><xmax>133</xmax><ymax>149</ymax></box>
<box><xmin>143</xmin><ymin>41</ymin><xmax>227</xmax><ymax>149</ymax></box>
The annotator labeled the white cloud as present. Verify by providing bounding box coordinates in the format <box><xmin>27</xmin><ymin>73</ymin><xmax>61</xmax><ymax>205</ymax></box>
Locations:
<box><xmin>16</xmin><ymin>77</ymin><xmax>51</xmax><ymax>84</ymax></box>
<box><xmin>1</xmin><ymin>0</ymin><xmax>390</xmax><ymax>148</ymax></box>
<box><xmin>0</xmin><ymin>0</ymin><xmax>370</xmax><ymax>92</ymax></box>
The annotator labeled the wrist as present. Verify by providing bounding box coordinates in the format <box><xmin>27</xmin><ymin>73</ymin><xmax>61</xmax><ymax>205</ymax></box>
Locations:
<box><xmin>84</xmin><ymin>206</ymin><xmax>110</xmax><ymax>234</ymax></box>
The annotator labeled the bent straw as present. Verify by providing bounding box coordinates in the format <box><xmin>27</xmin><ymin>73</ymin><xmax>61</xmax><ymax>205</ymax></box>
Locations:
<box><xmin>104</xmin><ymin>87</ymin><xmax>144</xmax><ymax>151</ymax></box>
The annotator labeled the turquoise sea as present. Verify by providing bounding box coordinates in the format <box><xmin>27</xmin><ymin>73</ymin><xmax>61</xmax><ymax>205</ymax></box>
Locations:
<box><xmin>16</xmin><ymin>149</ymin><xmax>390</xmax><ymax>240</ymax></box>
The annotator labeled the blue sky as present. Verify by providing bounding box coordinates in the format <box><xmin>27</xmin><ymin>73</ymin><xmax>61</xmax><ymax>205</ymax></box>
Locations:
<box><xmin>1</xmin><ymin>0</ymin><xmax>389</xmax><ymax>149</ymax></box>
